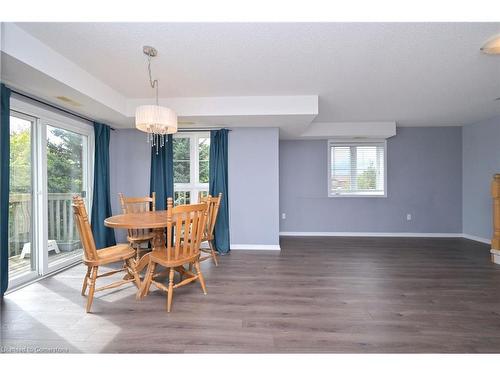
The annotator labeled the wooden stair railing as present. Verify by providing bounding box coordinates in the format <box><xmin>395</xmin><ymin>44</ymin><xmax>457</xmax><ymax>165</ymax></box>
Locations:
<box><xmin>491</xmin><ymin>174</ymin><xmax>500</xmax><ymax>264</ymax></box>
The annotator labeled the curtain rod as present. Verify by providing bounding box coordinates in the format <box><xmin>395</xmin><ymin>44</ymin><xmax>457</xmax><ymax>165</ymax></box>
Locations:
<box><xmin>9</xmin><ymin>88</ymin><xmax>116</xmax><ymax>131</ymax></box>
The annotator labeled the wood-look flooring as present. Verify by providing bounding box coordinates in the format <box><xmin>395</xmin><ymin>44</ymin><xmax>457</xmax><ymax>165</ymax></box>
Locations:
<box><xmin>2</xmin><ymin>236</ymin><xmax>500</xmax><ymax>353</ymax></box>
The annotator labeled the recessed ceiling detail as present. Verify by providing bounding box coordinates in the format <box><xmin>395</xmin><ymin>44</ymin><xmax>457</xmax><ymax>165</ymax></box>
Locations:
<box><xmin>2</xmin><ymin>22</ymin><xmax>500</xmax><ymax>139</ymax></box>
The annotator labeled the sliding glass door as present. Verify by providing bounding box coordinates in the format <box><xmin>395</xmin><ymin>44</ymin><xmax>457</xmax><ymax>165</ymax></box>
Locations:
<box><xmin>8</xmin><ymin>112</ymin><xmax>36</xmax><ymax>284</ymax></box>
<box><xmin>46</xmin><ymin>124</ymin><xmax>90</xmax><ymax>272</ymax></box>
<box><xmin>8</xmin><ymin>97</ymin><xmax>94</xmax><ymax>289</ymax></box>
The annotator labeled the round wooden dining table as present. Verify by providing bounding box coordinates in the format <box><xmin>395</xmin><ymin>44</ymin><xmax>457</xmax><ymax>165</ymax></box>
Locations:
<box><xmin>104</xmin><ymin>211</ymin><xmax>173</xmax><ymax>273</ymax></box>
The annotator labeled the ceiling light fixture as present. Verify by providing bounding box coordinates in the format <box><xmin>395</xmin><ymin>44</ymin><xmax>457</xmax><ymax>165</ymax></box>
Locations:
<box><xmin>135</xmin><ymin>46</ymin><xmax>177</xmax><ymax>153</ymax></box>
<box><xmin>480</xmin><ymin>36</ymin><xmax>500</xmax><ymax>55</ymax></box>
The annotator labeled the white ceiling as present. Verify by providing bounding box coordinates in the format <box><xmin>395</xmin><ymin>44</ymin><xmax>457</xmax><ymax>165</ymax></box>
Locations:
<box><xmin>5</xmin><ymin>22</ymin><xmax>500</xmax><ymax>131</ymax></box>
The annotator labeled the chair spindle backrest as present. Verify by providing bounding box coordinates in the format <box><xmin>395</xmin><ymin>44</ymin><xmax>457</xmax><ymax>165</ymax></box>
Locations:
<box><xmin>72</xmin><ymin>195</ymin><xmax>98</xmax><ymax>261</ymax></box>
<box><xmin>165</xmin><ymin>197</ymin><xmax>208</xmax><ymax>262</ymax></box>
<box><xmin>118</xmin><ymin>192</ymin><xmax>156</xmax><ymax>238</ymax></box>
<box><xmin>200</xmin><ymin>193</ymin><xmax>222</xmax><ymax>239</ymax></box>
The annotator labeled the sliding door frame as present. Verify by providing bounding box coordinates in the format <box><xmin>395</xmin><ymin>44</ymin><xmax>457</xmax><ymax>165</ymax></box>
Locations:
<box><xmin>8</xmin><ymin>96</ymin><xmax>94</xmax><ymax>288</ymax></box>
<box><xmin>8</xmin><ymin>110</ymin><xmax>38</xmax><ymax>288</ymax></box>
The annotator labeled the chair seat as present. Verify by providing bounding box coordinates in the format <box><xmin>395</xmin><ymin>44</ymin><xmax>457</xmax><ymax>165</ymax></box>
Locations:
<box><xmin>127</xmin><ymin>233</ymin><xmax>155</xmax><ymax>243</ymax></box>
<box><xmin>150</xmin><ymin>250</ymin><xmax>200</xmax><ymax>268</ymax></box>
<box><xmin>84</xmin><ymin>243</ymin><xmax>136</xmax><ymax>266</ymax></box>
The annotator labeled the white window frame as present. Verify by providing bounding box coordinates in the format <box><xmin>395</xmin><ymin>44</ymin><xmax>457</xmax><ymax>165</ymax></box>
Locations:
<box><xmin>327</xmin><ymin>139</ymin><xmax>387</xmax><ymax>198</ymax></box>
<box><xmin>173</xmin><ymin>132</ymin><xmax>210</xmax><ymax>204</ymax></box>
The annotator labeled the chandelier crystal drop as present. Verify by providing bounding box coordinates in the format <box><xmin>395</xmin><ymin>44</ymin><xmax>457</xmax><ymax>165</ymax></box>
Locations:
<box><xmin>135</xmin><ymin>46</ymin><xmax>178</xmax><ymax>153</ymax></box>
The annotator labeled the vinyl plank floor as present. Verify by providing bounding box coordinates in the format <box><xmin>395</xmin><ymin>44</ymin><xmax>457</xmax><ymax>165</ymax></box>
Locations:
<box><xmin>1</xmin><ymin>236</ymin><xmax>500</xmax><ymax>353</ymax></box>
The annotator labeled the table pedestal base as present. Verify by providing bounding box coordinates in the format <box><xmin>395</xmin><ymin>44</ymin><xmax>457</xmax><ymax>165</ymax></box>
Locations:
<box><xmin>135</xmin><ymin>227</ymin><xmax>166</xmax><ymax>273</ymax></box>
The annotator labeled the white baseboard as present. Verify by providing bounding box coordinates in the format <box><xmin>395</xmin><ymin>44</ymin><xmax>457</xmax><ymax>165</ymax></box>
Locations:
<box><xmin>462</xmin><ymin>233</ymin><xmax>491</xmax><ymax>244</ymax></box>
<box><xmin>279</xmin><ymin>231</ymin><xmax>463</xmax><ymax>238</ymax></box>
<box><xmin>230</xmin><ymin>244</ymin><xmax>281</xmax><ymax>251</ymax></box>
<box><xmin>280</xmin><ymin>231</ymin><xmax>492</xmax><ymax>245</ymax></box>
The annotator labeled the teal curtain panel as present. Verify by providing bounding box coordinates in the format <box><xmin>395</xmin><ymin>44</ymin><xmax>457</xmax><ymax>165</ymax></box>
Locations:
<box><xmin>1</xmin><ymin>84</ymin><xmax>11</xmax><ymax>298</ymax></box>
<box><xmin>150</xmin><ymin>134</ymin><xmax>174</xmax><ymax>210</ymax></box>
<box><xmin>209</xmin><ymin>129</ymin><xmax>230</xmax><ymax>254</ymax></box>
<box><xmin>90</xmin><ymin>122</ymin><xmax>116</xmax><ymax>248</ymax></box>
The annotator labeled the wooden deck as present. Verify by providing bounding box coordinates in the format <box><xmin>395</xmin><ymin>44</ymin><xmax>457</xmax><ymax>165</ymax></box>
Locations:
<box><xmin>9</xmin><ymin>249</ymin><xmax>82</xmax><ymax>279</ymax></box>
<box><xmin>2</xmin><ymin>237</ymin><xmax>500</xmax><ymax>353</ymax></box>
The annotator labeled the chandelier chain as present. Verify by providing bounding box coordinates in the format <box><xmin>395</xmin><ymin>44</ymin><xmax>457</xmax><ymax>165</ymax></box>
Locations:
<box><xmin>147</xmin><ymin>54</ymin><xmax>159</xmax><ymax>106</ymax></box>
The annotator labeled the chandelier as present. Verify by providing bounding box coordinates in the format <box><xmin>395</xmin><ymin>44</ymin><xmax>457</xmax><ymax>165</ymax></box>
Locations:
<box><xmin>135</xmin><ymin>46</ymin><xmax>178</xmax><ymax>152</ymax></box>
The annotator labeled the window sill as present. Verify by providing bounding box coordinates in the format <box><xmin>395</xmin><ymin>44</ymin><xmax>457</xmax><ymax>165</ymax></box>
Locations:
<box><xmin>328</xmin><ymin>193</ymin><xmax>387</xmax><ymax>198</ymax></box>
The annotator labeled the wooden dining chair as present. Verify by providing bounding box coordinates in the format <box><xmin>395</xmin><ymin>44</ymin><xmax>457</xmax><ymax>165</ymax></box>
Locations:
<box><xmin>199</xmin><ymin>193</ymin><xmax>222</xmax><ymax>266</ymax></box>
<box><xmin>72</xmin><ymin>195</ymin><xmax>140</xmax><ymax>313</ymax></box>
<box><xmin>118</xmin><ymin>192</ymin><xmax>156</xmax><ymax>261</ymax></box>
<box><xmin>138</xmin><ymin>198</ymin><xmax>208</xmax><ymax>312</ymax></box>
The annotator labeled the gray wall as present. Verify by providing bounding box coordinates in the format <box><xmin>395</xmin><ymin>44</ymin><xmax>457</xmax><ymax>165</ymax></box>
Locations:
<box><xmin>109</xmin><ymin>129</ymin><xmax>151</xmax><ymax>242</ymax></box>
<box><xmin>109</xmin><ymin>127</ymin><xmax>281</xmax><ymax>246</ymax></box>
<box><xmin>228</xmin><ymin>128</ymin><xmax>280</xmax><ymax>246</ymax></box>
<box><xmin>109</xmin><ymin>126</ymin><xmax>462</xmax><ymax>243</ymax></box>
<box><xmin>463</xmin><ymin>116</ymin><xmax>500</xmax><ymax>240</ymax></box>
<box><xmin>279</xmin><ymin>127</ymin><xmax>463</xmax><ymax>233</ymax></box>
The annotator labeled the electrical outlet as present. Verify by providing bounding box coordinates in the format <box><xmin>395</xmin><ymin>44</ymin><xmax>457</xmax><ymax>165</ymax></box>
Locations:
<box><xmin>406</xmin><ymin>214</ymin><xmax>412</xmax><ymax>221</ymax></box>
<box><xmin>281</xmin><ymin>213</ymin><xmax>286</xmax><ymax>220</ymax></box>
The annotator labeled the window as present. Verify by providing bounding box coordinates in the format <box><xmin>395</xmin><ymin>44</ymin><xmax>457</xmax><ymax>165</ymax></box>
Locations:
<box><xmin>173</xmin><ymin>132</ymin><xmax>210</xmax><ymax>205</ymax></box>
<box><xmin>328</xmin><ymin>140</ymin><xmax>386</xmax><ymax>197</ymax></box>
